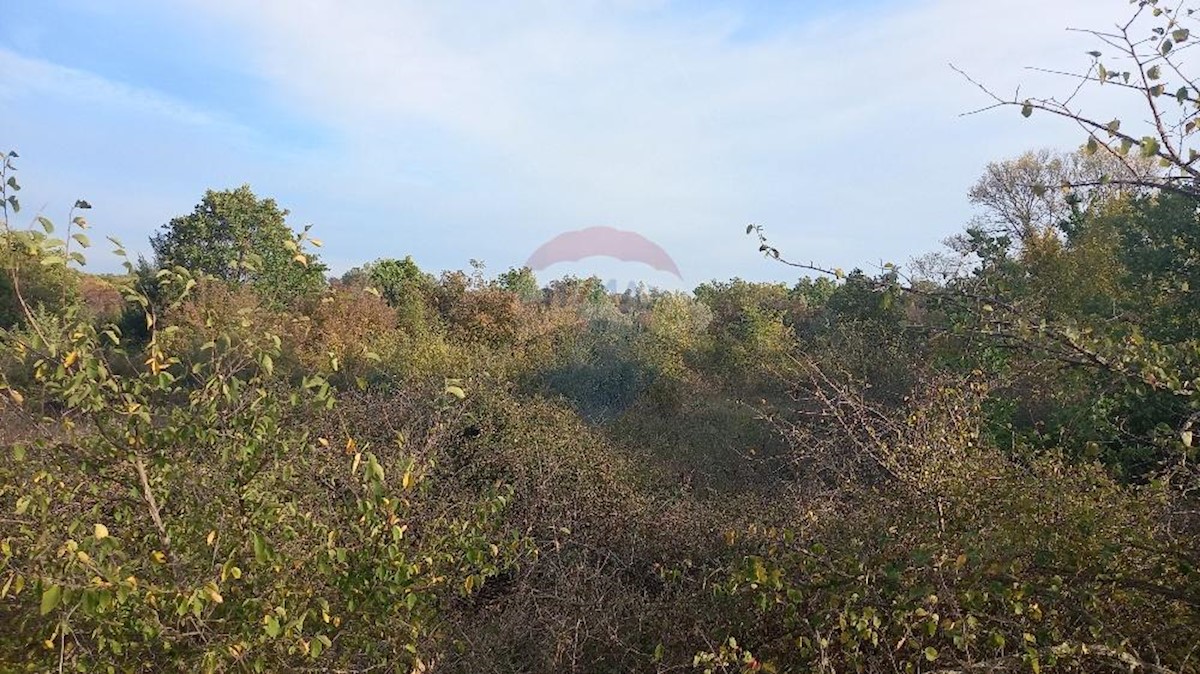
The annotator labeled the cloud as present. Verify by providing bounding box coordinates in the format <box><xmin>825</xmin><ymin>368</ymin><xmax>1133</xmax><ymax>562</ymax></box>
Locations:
<box><xmin>0</xmin><ymin>48</ymin><xmax>219</xmax><ymax>127</ymax></box>
<box><xmin>3</xmin><ymin>0</ymin><xmax>1148</xmax><ymax>281</ymax></box>
<box><xmin>178</xmin><ymin>0</ymin><xmax>1139</xmax><ymax>279</ymax></box>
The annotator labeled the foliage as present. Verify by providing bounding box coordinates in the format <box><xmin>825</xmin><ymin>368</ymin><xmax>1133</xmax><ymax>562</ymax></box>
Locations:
<box><xmin>0</xmin><ymin>159</ymin><xmax>523</xmax><ymax>672</ymax></box>
<box><xmin>6</xmin><ymin>5</ymin><xmax>1200</xmax><ymax>667</ymax></box>
<box><xmin>150</xmin><ymin>186</ymin><xmax>326</xmax><ymax>306</ymax></box>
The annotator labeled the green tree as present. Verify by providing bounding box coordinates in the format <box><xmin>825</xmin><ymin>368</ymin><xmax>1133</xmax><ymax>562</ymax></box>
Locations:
<box><xmin>363</xmin><ymin>256</ymin><xmax>432</xmax><ymax>307</ymax></box>
<box><xmin>150</xmin><ymin>185</ymin><xmax>326</xmax><ymax>305</ymax></box>
<box><xmin>496</xmin><ymin>266</ymin><xmax>541</xmax><ymax>303</ymax></box>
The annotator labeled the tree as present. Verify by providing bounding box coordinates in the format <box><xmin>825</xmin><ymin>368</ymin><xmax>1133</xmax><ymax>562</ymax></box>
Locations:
<box><xmin>361</xmin><ymin>256</ymin><xmax>433</xmax><ymax>307</ymax></box>
<box><xmin>496</xmin><ymin>266</ymin><xmax>541</xmax><ymax>303</ymax></box>
<box><xmin>968</xmin><ymin>149</ymin><xmax>1078</xmax><ymax>244</ymax></box>
<box><xmin>967</xmin><ymin>148</ymin><xmax>1159</xmax><ymax>249</ymax></box>
<box><xmin>150</xmin><ymin>185</ymin><xmax>326</xmax><ymax>305</ymax></box>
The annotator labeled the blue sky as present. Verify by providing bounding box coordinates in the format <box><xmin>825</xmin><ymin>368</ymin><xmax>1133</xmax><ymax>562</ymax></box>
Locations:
<box><xmin>0</xmin><ymin>0</ymin><xmax>1136</xmax><ymax>287</ymax></box>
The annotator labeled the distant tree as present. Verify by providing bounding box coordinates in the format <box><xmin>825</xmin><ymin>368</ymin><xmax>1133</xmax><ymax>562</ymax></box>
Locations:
<box><xmin>364</xmin><ymin>256</ymin><xmax>433</xmax><ymax>307</ymax></box>
<box><xmin>967</xmin><ymin>149</ymin><xmax>1076</xmax><ymax>244</ymax></box>
<box><xmin>967</xmin><ymin>148</ymin><xmax>1159</xmax><ymax>248</ymax></box>
<box><xmin>496</xmin><ymin>266</ymin><xmax>541</xmax><ymax>303</ymax></box>
<box><xmin>150</xmin><ymin>185</ymin><xmax>326</xmax><ymax>304</ymax></box>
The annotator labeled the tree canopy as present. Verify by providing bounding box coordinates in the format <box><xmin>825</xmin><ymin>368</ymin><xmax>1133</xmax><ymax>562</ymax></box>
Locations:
<box><xmin>150</xmin><ymin>185</ymin><xmax>326</xmax><ymax>304</ymax></box>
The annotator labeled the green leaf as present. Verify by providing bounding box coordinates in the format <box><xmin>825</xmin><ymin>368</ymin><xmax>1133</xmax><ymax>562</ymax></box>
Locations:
<box><xmin>252</xmin><ymin>532</ymin><xmax>269</xmax><ymax>563</ymax></box>
<box><xmin>264</xmin><ymin>615</ymin><xmax>281</xmax><ymax>638</ymax></box>
<box><xmin>40</xmin><ymin>584</ymin><xmax>62</xmax><ymax>615</ymax></box>
<box><xmin>1021</xmin><ymin>102</ymin><xmax>1033</xmax><ymax>118</ymax></box>
<box><xmin>1163</xmin><ymin>39</ymin><xmax>1174</xmax><ymax>55</ymax></box>
<box><xmin>1148</xmin><ymin>65</ymin><xmax>1162</xmax><ymax>80</ymax></box>
<box><xmin>1173</xmin><ymin>28</ymin><xmax>1190</xmax><ymax>43</ymax></box>
<box><xmin>71</xmin><ymin>232</ymin><xmax>90</xmax><ymax>247</ymax></box>
<box><xmin>445</xmin><ymin>385</ymin><xmax>466</xmax><ymax>399</ymax></box>
<box><xmin>924</xmin><ymin>647</ymin><xmax>939</xmax><ymax>662</ymax></box>
<box><xmin>36</xmin><ymin>216</ymin><xmax>53</xmax><ymax>234</ymax></box>
<box><xmin>1141</xmin><ymin>136</ymin><xmax>1161</xmax><ymax>157</ymax></box>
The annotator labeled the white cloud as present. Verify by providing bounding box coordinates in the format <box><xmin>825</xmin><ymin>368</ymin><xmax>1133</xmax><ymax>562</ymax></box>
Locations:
<box><xmin>175</xmin><ymin>0</ymin><xmax>1142</xmax><ymax>282</ymax></box>
<box><xmin>0</xmin><ymin>48</ymin><xmax>218</xmax><ymax>128</ymax></box>
<box><xmin>3</xmin><ymin>0</ymin><xmax>1154</xmax><ymax>280</ymax></box>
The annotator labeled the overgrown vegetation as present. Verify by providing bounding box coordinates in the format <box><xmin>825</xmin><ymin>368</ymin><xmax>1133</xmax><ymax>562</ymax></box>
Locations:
<box><xmin>3</xmin><ymin>2</ymin><xmax>1200</xmax><ymax>672</ymax></box>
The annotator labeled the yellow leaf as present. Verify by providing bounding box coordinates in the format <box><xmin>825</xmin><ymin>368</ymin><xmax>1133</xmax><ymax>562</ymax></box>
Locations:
<box><xmin>402</xmin><ymin>470</ymin><xmax>413</xmax><ymax>490</ymax></box>
<box><xmin>63</xmin><ymin>351</ymin><xmax>78</xmax><ymax>368</ymax></box>
<box><xmin>94</xmin><ymin>523</ymin><xmax>109</xmax><ymax>540</ymax></box>
<box><xmin>293</xmin><ymin>253</ymin><xmax>308</xmax><ymax>266</ymax></box>
<box><xmin>207</xmin><ymin>530</ymin><xmax>217</xmax><ymax>546</ymax></box>
<box><xmin>7</xmin><ymin>388</ymin><xmax>24</xmax><ymax>404</ymax></box>
<box><xmin>151</xmin><ymin>550</ymin><xmax>165</xmax><ymax>564</ymax></box>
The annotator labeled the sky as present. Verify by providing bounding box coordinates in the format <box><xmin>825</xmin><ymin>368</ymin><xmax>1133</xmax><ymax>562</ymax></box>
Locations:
<box><xmin>0</xmin><ymin>0</ymin><xmax>1141</xmax><ymax>288</ymax></box>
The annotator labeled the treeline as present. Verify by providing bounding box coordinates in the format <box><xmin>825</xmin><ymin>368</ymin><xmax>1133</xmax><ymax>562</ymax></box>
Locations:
<box><xmin>1</xmin><ymin>140</ymin><xmax>1197</xmax><ymax>671</ymax></box>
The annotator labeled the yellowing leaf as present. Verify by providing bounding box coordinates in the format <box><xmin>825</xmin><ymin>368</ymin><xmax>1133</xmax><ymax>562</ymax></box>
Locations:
<box><xmin>93</xmin><ymin>523</ymin><xmax>109</xmax><ymax>540</ymax></box>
